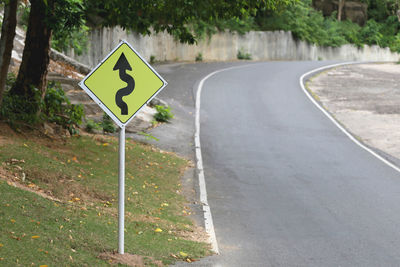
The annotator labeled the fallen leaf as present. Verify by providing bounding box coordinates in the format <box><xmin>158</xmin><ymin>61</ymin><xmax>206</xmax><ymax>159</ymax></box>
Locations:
<box><xmin>72</xmin><ymin>156</ymin><xmax>78</xmax><ymax>163</ymax></box>
<box><xmin>179</xmin><ymin>252</ymin><xmax>188</xmax><ymax>258</ymax></box>
<box><xmin>0</xmin><ymin>243</ymin><xmax>3</xmax><ymax>247</ymax></box>
<box><xmin>10</xmin><ymin>219</ymin><xmax>15</xmax><ymax>223</ymax></box>
<box><xmin>39</xmin><ymin>265</ymin><xmax>48</xmax><ymax>267</ymax></box>
<box><xmin>102</xmin><ymin>143</ymin><xmax>109</xmax><ymax>146</ymax></box>
<box><xmin>154</xmin><ymin>228</ymin><xmax>163</xmax><ymax>233</ymax></box>
<box><xmin>31</xmin><ymin>236</ymin><xmax>40</xmax><ymax>239</ymax></box>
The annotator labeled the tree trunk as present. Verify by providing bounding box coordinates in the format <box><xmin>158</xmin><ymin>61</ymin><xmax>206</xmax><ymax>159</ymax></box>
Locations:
<box><xmin>0</xmin><ymin>0</ymin><xmax>18</xmax><ymax>107</ymax></box>
<box><xmin>10</xmin><ymin>0</ymin><xmax>54</xmax><ymax>104</ymax></box>
<box><xmin>338</xmin><ymin>0</ymin><xmax>345</xmax><ymax>21</ymax></box>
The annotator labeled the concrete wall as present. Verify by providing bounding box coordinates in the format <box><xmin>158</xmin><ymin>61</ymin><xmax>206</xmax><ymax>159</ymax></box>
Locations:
<box><xmin>70</xmin><ymin>27</ymin><xmax>400</xmax><ymax>68</ymax></box>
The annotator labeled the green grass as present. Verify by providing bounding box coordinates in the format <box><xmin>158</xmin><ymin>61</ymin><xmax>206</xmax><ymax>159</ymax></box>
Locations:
<box><xmin>0</xmin><ymin>130</ymin><xmax>210</xmax><ymax>266</ymax></box>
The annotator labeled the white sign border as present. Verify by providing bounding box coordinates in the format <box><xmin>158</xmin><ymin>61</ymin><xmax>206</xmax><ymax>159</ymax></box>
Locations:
<box><xmin>78</xmin><ymin>40</ymin><xmax>168</xmax><ymax>128</ymax></box>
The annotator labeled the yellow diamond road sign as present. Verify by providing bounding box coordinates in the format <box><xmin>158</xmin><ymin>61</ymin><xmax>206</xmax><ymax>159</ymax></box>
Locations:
<box><xmin>79</xmin><ymin>40</ymin><xmax>167</xmax><ymax>128</ymax></box>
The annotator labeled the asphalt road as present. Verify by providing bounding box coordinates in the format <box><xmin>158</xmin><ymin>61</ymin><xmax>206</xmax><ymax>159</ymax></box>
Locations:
<box><xmin>195</xmin><ymin>61</ymin><xmax>400</xmax><ymax>266</ymax></box>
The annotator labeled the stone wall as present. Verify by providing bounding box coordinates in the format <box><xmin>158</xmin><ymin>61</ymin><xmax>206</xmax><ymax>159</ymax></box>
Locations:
<box><xmin>69</xmin><ymin>28</ymin><xmax>400</xmax><ymax>68</ymax></box>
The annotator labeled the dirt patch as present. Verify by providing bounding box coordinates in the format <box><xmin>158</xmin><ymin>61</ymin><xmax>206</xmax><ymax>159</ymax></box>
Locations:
<box><xmin>0</xmin><ymin>165</ymin><xmax>62</xmax><ymax>202</ymax></box>
<box><xmin>174</xmin><ymin>224</ymin><xmax>210</xmax><ymax>244</ymax></box>
<box><xmin>22</xmin><ymin>166</ymin><xmax>112</xmax><ymax>205</ymax></box>
<box><xmin>0</xmin><ymin>122</ymin><xmax>16</xmax><ymax>146</ymax></box>
<box><xmin>98</xmin><ymin>252</ymin><xmax>163</xmax><ymax>267</ymax></box>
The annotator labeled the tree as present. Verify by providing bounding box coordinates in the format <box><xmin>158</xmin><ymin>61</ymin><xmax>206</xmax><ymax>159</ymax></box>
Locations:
<box><xmin>9</xmin><ymin>0</ymin><xmax>84</xmax><ymax>114</ymax></box>
<box><xmin>7</xmin><ymin>0</ymin><xmax>294</xmax><ymax>116</ymax></box>
<box><xmin>338</xmin><ymin>0</ymin><xmax>345</xmax><ymax>21</ymax></box>
<box><xmin>85</xmin><ymin>0</ymin><xmax>296</xmax><ymax>44</ymax></box>
<box><xmin>0</xmin><ymin>0</ymin><xmax>18</xmax><ymax>107</ymax></box>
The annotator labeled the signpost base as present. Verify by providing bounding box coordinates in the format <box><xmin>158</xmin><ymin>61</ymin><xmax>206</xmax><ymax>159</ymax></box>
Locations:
<box><xmin>118</xmin><ymin>126</ymin><xmax>125</xmax><ymax>254</ymax></box>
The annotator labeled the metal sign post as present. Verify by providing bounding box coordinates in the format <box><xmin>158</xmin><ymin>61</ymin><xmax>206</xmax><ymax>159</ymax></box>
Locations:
<box><xmin>118</xmin><ymin>126</ymin><xmax>125</xmax><ymax>254</ymax></box>
<box><xmin>79</xmin><ymin>40</ymin><xmax>167</xmax><ymax>255</ymax></box>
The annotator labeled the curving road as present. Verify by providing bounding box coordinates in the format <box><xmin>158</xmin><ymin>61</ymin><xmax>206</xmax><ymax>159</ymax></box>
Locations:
<box><xmin>196</xmin><ymin>62</ymin><xmax>400</xmax><ymax>266</ymax></box>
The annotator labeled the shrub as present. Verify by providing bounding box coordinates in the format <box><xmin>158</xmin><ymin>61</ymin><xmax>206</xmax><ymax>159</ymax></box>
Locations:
<box><xmin>237</xmin><ymin>49</ymin><xmax>252</xmax><ymax>60</ymax></box>
<box><xmin>44</xmin><ymin>81</ymin><xmax>84</xmax><ymax>134</ymax></box>
<box><xmin>0</xmin><ymin>77</ymin><xmax>84</xmax><ymax>134</ymax></box>
<box><xmin>359</xmin><ymin>19</ymin><xmax>383</xmax><ymax>46</ymax></box>
<box><xmin>150</xmin><ymin>55</ymin><xmax>156</xmax><ymax>64</ymax></box>
<box><xmin>101</xmin><ymin>113</ymin><xmax>117</xmax><ymax>133</ymax></box>
<box><xmin>85</xmin><ymin>119</ymin><xmax>101</xmax><ymax>133</ymax></box>
<box><xmin>195</xmin><ymin>52</ymin><xmax>203</xmax><ymax>62</ymax></box>
<box><xmin>154</xmin><ymin>105</ymin><xmax>174</xmax><ymax>122</ymax></box>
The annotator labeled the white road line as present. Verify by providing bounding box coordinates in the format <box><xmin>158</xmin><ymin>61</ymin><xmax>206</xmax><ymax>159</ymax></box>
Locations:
<box><xmin>195</xmin><ymin>64</ymin><xmax>254</xmax><ymax>255</ymax></box>
<box><xmin>300</xmin><ymin>62</ymin><xmax>400</xmax><ymax>174</ymax></box>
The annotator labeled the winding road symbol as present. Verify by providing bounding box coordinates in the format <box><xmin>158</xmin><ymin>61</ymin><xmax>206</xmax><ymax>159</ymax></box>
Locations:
<box><xmin>79</xmin><ymin>40</ymin><xmax>167</xmax><ymax>128</ymax></box>
<box><xmin>114</xmin><ymin>52</ymin><xmax>135</xmax><ymax>115</ymax></box>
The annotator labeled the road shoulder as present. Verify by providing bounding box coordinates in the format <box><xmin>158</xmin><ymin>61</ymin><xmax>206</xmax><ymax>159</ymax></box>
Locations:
<box><xmin>306</xmin><ymin>63</ymin><xmax>400</xmax><ymax>164</ymax></box>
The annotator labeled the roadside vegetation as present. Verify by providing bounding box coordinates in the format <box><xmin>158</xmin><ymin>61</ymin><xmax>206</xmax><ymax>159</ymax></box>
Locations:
<box><xmin>189</xmin><ymin>0</ymin><xmax>400</xmax><ymax>53</ymax></box>
<box><xmin>0</xmin><ymin>124</ymin><xmax>209</xmax><ymax>266</ymax></box>
<box><xmin>256</xmin><ymin>0</ymin><xmax>400</xmax><ymax>52</ymax></box>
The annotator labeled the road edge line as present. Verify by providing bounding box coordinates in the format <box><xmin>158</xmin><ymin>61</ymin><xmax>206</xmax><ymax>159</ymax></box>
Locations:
<box><xmin>300</xmin><ymin>62</ymin><xmax>400</xmax><ymax>174</ymax></box>
<box><xmin>195</xmin><ymin>64</ymin><xmax>254</xmax><ymax>255</ymax></box>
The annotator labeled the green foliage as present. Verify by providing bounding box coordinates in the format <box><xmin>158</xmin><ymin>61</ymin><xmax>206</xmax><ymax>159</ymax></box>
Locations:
<box><xmin>1</xmin><ymin>74</ymin><xmax>43</xmax><ymax>124</ymax></box>
<box><xmin>85</xmin><ymin>119</ymin><xmax>101</xmax><ymax>133</ymax></box>
<box><xmin>101</xmin><ymin>113</ymin><xmax>116</xmax><ymax>133</ymax></box>
<box><xmin>43</xmin><ymin>81</ymin><xmax>84</xmax><ymax>135</ymax></box>
<box><xmin>359</xmin><ymin>19</ymin><xmax>383</xmax><ymax>46</ymax></box>
<box><xmin>84</xmin><ymin>0</ymin><xmax>297</xmax><ymax>44</ymax></box>
<box><xmin>138</xmin><ymin>131</ymin><xmax>160</xmax><ymax>141</ymax></box>
<box><xmin>195</xmin><ymin>52</ymin><xmax>203</xmax><ymax>62</ymax></box>
<box><xmin>154</xmin><ymin>105</ymin><xmax>174</xmax><ymax>122</ymax></box>
<box><xmin>16</xmin><ymin>2</ymin><xmax>30</xmax><ymax>30</ymax></box>
<box><xmin>150</xmin><ymin>55</ymin><xmax>156</xmax><ymax>64</ymax></box>
<box><xmin>188</xmin><ymin>16</ymin><xmax>257</xmax><ymax>41</ymax></box>
<box><xmin>367</xmin><ymin>0</ymin><xmax>400</xmax><ymax>22</ymax></box>
<box><xmin>256</xmin><ymin>0</ymin><xmax>400</xmax><ymax>52</ymax></box>
<box><xmin>0</xmin><ymin>86</ymin><xmax>43</xmax><ymax>125</ymax></box>
<box><xmin>17</xmin><ymin>1</ymin><xmax>89</xmax><ymax>60</ymax></box>
<box><xmin>0</xmin><ymin>75</ymin><xmax>84</xmax><ymax>134</ymax></box>
<box><xmin>237</xmin><ymin>48</ymin><xmax>252</xmax><ymax>60</ymax></box>
<box><xmin>52</xmin><ymin>25</ymin><xmax>89</xmax><ymax>55</ymax></box>
<box><xmin>216</xmin><ymin>17</ymin><xmax>258</xmax><ymax>35</ymax></box>
<box><xmin>49</xmin><ymin>0</ymin><xmax>88</xmax><ymax>55</ymax></box>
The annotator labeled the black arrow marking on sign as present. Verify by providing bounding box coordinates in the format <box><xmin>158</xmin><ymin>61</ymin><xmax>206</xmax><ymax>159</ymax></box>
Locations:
<box><xmin>113</xmin><ymin>52</ymin><xmax>135</xmax><ymax>115</ymax></box>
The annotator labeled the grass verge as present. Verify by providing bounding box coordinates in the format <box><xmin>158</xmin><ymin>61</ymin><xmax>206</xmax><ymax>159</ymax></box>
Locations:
<box><xmin>0</xmin><ymin>124</ymin><xmax>210</xmax><ymax>266</ymax></box>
